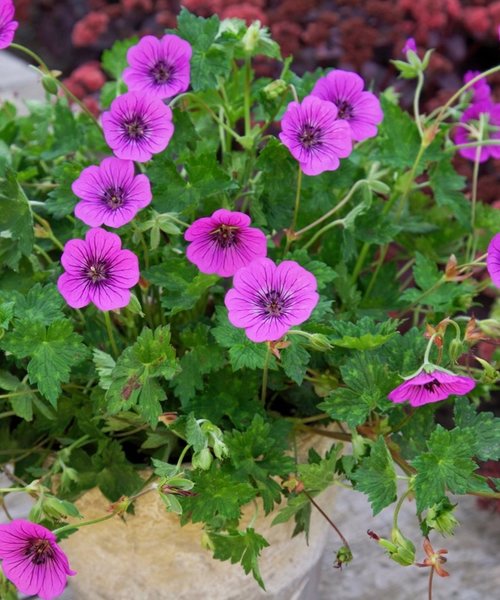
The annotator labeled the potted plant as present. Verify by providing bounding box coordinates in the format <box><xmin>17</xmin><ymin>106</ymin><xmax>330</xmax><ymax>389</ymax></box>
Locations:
<box><xmin>0</xmin><ymin>3</ymin><xmax>499</xmax><ymax>599</ymax></box>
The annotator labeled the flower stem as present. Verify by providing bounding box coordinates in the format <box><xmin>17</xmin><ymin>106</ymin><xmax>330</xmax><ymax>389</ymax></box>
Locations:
<box><xmin>303</xmin><ymin>489</ymin><xmax>351</xmax><ymax>554</ymax></box>
<box><xmin>423</xmin><ymin>333</ymin><xmax>439</xmax><ymax>365</ymax></box>
<box><xmin>10</xmin><ymin>43</ymin><xmax>101</xmax><ymax>131</ymax></box>
<box><xmin>302</xmin><ymin>218</ymin><xmax>344</xmax><ymax>251</ymax></box>
<box><xmin>428</xmin><ymin>567</ymin><xmax>435</xmax><ymax>600</ymax></box>
<box><xmin>283</xmin><ymin>165</ymin><xmax>303</xmax><ymax>255</ymax></box>
<box><xmin>176</xmin><ymin>444</ymin><xmax>192</xmax><ymax>470</ymax></box>
<box><xmin>414</xmin><ymin>71</ymin><xmax>425</xmax><ymax>138</ymax></box>
<box><xmin>53</xmin><ymin>513</ymin><xmax>115</xmax><ymax>537</ymax></box>
<box><xmin>392</xmin><ymin>488</ymin><xmax>412</xmax><ymax>531</ymax></box>
<box><xmin>103</xmin><ymin>311</ymin><xmax>119</xmax><ymax>358</ymax></box>
<box><xmin>32</xmin><ymin>213</ymin><xmax>65</xmax><ymax>251</ymax></box>
<box><xmin>434</xmin><ymin>65</ymin><xmax>500</xmax><ymax>127</ymax></box>
<box><xmin>466</xmin><ymin>114</ymin><xmax>486</xmax><ymax>262</ymax></box>
<box><xmin>291</xmin><ymin>165</ymin><xmax>303</xmax><ymax>233</ymax></box>
<box><xmin>244</xmin><ymin>55</ymin><xmax>252</xmax><ymax>138</ymax></box>
<box><xmin>296</xmin><ymin>179</ymin><xmax>367</xmax><ymax>237</ymax></box>
<box><xmin>260</xmin><ymin>343</ymin><xmax>272</xmax><ymax>405</ymax></box>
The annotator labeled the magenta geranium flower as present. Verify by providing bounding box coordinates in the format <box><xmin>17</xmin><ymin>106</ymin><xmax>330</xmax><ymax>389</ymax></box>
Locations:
<box><xmin>310</xmin><ymin>70</ymin><xmax>383</xmax><ymax>141</ymax></box>
<box><xmin>225</xmin><ymin>258</ymin><xmax>319</xmax><ymax>343</ymax></box>
<box><xmin>123</xmin><ymin>34</ymin><xmax>192</xmax><ymax>100</ymax></box>
<box><xmin>402</xmin><ymin>37</ymin><xmax>417</xmax><ymax>55</ymax></box>
<box><xmin>57</xmin><ymin>228</ymin><xmax>140</xmax><ymax>311</ymax></box>
<box><xmin>279</xmin><ymin>96</ymin><xmax>352</xmax><ymax>176</ymax></box>
<box><xmin>185</xmin><ymin>209</ymin><xmax>267</xmax><ymax>277</ymax></box>
<box><xmin>101</xmin><ymin>92</ymin><xmax>174</xmax><ymax>162</ymax></box>
<box><xmin>388</xmin><ymin>369</ymin><xmax>476</xmax><ymax>407</ymax></box>
<box><xmin>487</xmin><ymin>233</ymin><xmax>500</xmax><ymax>288</ymax></box>
<box><xmin>0</xmin><ymin>0</ymin><xmax>18</xmax><ymax>49</ymax></box>
<box><xmin>454</xmin><ymin>101</ymin><xmax>500</xmax><ymax>162</ymax></box>
<box><xmin>72</xmin><ymin>157</ymin><xmax>152</xmax><ymax>228</ymax></box>
<box><xmin>0</xmin><ymin>519</ymin><xmax>75</xmax><ymax>600</ymax></box>
<box><xmin>464</xmin><ymin>71</ymin><xmax>491</xmax><ymax>103</ymax></box>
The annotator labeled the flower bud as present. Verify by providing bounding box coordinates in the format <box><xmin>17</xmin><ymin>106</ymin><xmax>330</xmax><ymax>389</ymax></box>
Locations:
<box><xmin>41</xmin><ymin>75</ymin><xmax>59</xmax><ymax>95</ymax></box>
<box><xmin>448</xmin><ymin>338</ymin><xmax>464</xmax><ymax>362</ymax></box>
<box><xmin>262</xmin><ymin>79</ymin><xmax>288</xmax><ymax>100</ymax></box>
<box><xmin>306</xmin><ymin>333</ymin><xmax>332</xmax><ymax>352</ymax></box>
<box><xmin>378</xmin><ymin>528</ymin><xmax>416</xmax><ymax>566</ymax></box>
<box><xmin>242</xmin><ymin>22</ymin><xmax>261</xmax><ymax>54</ymax></box>
<box><xmin>192</xmin><ymin>447</ymin><xmax>212</xmax><ymax>470</ymax></box>
<box><xmin>425</xmin><ymin>500</ymin><xmax>459</xmax><ymax>536</ymax></box>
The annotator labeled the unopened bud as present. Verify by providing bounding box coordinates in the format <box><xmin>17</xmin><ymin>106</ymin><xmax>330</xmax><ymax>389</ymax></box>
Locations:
<box><xmin>378</xmin><ymin>528</ymin><xmax>416</xmax><ymax>566</ymax></box>
<box><xmin>242</xmin><ymin>22</ymin><xmax>261</xmax><ymax>54</ymax></box>
<box><xmin>448</xmin><ymin>339</ymin><xmax>463</xmax><ymax>362</ymax></box>
<box><xmin>192</xmin><ymin>447</ymin><xmax>212</xmax><ymax>470</ymax></box>
<box><xmin>425</xmin><ymin>501</ymin><xmax>459</xmax><ymax>536</ymax></box>
<box><xmin>475</xmin><ymin>357</ymin><xmax>499</xmax><ymax>384</ymax></box>
<box><xmin>262</xmin><ymin>79</ymin><xmax>288</xmax><ymax>100</ymax></box>
<box><xmin>307</xmin><ymin>333</ymin><xmax>332</xmax><ymax>352</ymax></box>
<box><xmin>41</xmin><ymin>75</ymin><xmax>59</xmax><ymax>95</ymax></box>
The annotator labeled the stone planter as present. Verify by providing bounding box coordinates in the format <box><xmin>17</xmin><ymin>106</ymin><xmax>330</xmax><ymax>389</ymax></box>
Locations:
<box><xmin>62</xmin><ymin>430</ymin><xmax>337</xmax><ymax>600</ymax></box>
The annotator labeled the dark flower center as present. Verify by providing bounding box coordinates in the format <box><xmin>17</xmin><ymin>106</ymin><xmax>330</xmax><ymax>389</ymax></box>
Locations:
<box><xmin>85</xmin><ymin>259</ymin><xmax>109</xmax><ymax>284</ymax></box>
<box><xmin>24</xmin><ymin>538</ymin><xmax>55</xmax><ymax>566</ymax></box>
<box><xmin>211</xmin><ymin>224</ymin><xmax>239</xmax><ymax>249</ymax></box>
<box><xmin>261</xmin><ymin>290</ymin><xmax>286</xmax><ymax>316</ymax></box>
<box><xmin>124</xmin><ymin>117</ymin><xmax>147</xmax><ymax>140</ymax></box>
<box><xmin>299</xmin><ymin>124</ymin><xmax>321</xmax><ymax>149</ymax></box>
<box><xmin>103</xmin><ymin>187</ymin><xmax>125</xmax><ymax>210</ymax></box>
<box><xmin>423</xmin><ymin>378</ymin><xmax>440</xmax><ymax>392</ymax></box>
<box><xmin>336</xmin><ymin>100</ymin><xmax>354</xmax><ymax>120</ymax></box>
<box><xmin>151</xmin><ymin>60</ymin><xmax>173</xmax><ymax>84</ymax></box>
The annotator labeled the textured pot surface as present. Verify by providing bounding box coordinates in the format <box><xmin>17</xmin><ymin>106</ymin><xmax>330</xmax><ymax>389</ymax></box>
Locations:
<box><xmin>62</xmin><ymin>430</ymin><xmax>338</xmax><ymax>600</ymax></box>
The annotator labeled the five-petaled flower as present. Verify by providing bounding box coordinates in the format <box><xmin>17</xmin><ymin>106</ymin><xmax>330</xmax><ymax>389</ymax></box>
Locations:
<box><xmin>454</xmin><ymin>101</ymin><xmax>500</xmax><ymax>163</ymax></box>
<box><xmin>102</xmin><ymin>91</ymin><xmax>174</xmax><ymax>162</ymax></box>
<box><xmin>0</xmin><ymin>0</ymin><xmax>18</xmax><ymax>50</ymax></box>
<box><xmin>310</xmin><ymin>69</ymin><xmax>383</xmax><ymax>141</ymax></box>
<box><xmin>72</xmin><ymin>157</ymin><xmax>152</xmax><ymax>228</ymax></box>
<box><xmin>0</xmin><ymin>519</ymin><xmax>76</xmax><ymax>600</ymax></box>
<box><xmin>123</xmin><ymin>34</ymin><xmax>192</xmax><ymax>100</ymax></box>
<box><xmin>184</xmin><ymin>209</ymin><xmax>267</xmax><ymax>277</ymax></box>
<box><xmin>487</xmin><ymin>233</ymin><xmax>500</xmax><ymax>288</ymax></box>
<box><xmin>416</xmin><ymin>538</ymin><xmax>449</xmax><ymax>577</ymax></box>
<box><xmin>388</xmin><ymin>368</ymin><xmax>475</xmax><ymax>407</ymax></box>
<box><xmin>464</xmin><ymin>71</ymin><xmax>491</xmax><ymax>103</ymax></box>
<box><xmin>57</xmin><ymin>227</ymin><xmax>140</xmax><ymax>311</ymax></box>
<box><xmin>279</xmin><ymin>95</ymin><xmax>352</xmax><ymax>176</ymax></box>
<box><xmin>225</xmin><ymin>257</ymin><xmax>319</xmax><ymax>343</ymax></box>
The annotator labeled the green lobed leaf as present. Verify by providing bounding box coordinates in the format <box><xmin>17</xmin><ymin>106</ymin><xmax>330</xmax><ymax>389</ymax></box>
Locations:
<box><xmin>280</xmin><ymin>338</ymin><xmax>310</xmax><ymax>385</ymax></box>
<box><xmin>101</xmin><ymin>37</ymin><xmax>139</xmax><ymax>79</ymax></box>
<box><xmin>209</xmin><ymin>528</ymin><xmax>270</xmax><ymax>589</ymax></box>
<box><xmin>428</xmin><ymin>159</ymin><xmax>470</xmax><ymax>229</ymax></box>
<box><xmin>0</xmin><ymin>319</ymin><xmax>88</xmax><ymax>407</ymax></box>
<box><xmin>106</xmin><ymin>326</ymin><xmax>178</xmax><ymax>426</ymax></box>
<box><xmin>211</xmin><ymin>309</ymin><xmax>277</xmax><ymax>372</ymax></box>
<box><xmin>0</xmin><ymin>168</ymin><xmax>34</xmax><ymax>270</ymax></box>
<box><xmin>180</xmin><ymin>464</ymin><xmax>257</xmax><ymax>525</ymax></box>
<box><xmin>352</xmin><ymin>437</ymin><xmax>397</xmax><ymax>515</ymax></box>
<box><xmin>453</xmin><ymin>398</ymin><xmax>500</xmax><ymax>461</ymax></box>
<box><xmin>412</xmin><ymin>426</ymin><xmax>479</xmax><ymax>512</ymax></box>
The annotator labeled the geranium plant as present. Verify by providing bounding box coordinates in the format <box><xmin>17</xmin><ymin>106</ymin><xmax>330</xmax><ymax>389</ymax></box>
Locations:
<box><xmin>0</xmin><ymin>3</ymin><xmax>499</xmax><ymax>599</ymax></box>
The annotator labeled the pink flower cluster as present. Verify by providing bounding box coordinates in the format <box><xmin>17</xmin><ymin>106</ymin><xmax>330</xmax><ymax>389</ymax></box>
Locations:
<box><xmin>279</xmin><ymin>70</ymin><xmax>383</xmax><ymax>175</ymax></box>
<box><xmin>185</xmin><ymin>209</ymin><xmax>319</xmax><ymax>342</ymax></box>
<box><xmin>454</xmin><ymin>71</ymin><xmax>500</xmax><ymax>163</ymax></box>
<box><xmin>59</xmin><ymin>33</ymin><xmax>192</xmax><ymax>312</ymax></box>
